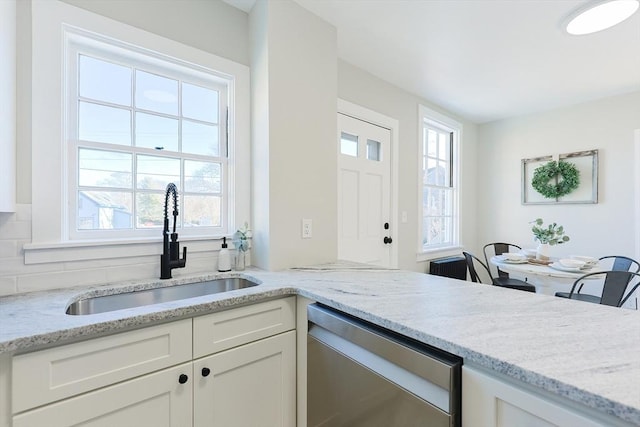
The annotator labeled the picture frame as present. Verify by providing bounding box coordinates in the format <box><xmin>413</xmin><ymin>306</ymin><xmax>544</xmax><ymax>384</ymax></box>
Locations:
<box><xmin>522</xmin><ymin>149</ymin><xmax>598</xmax><ymax>205</ymax></box>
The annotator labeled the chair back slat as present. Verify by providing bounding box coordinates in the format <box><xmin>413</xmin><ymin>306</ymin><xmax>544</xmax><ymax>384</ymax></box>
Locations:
<box><xmin>611</xmin><ymin>258</ymin><xmax>632</xmax><ymax>273</ymax></box>
<box><xmin>568</xmin><ymin>270</ymin><xmax>640</xmax><ymax>308</ymax></box>
<box><xmin>600</xmin><ymin>271</ymin><xmax>634</xmax><ymax>306</ymax></box>
<box><xmin>599</xmin><ymin>255</ymin><xmax>640</xmax><ymax>273</ymax></box>
<box><xmin>463</xmin><ymin>252</ymin><xmax>480</xmax><ymax>283</ymax></box>
<box><xmin>463</xmin><ymin>251</ymin><xmax>492</xmax><ymax>284</ymax></box>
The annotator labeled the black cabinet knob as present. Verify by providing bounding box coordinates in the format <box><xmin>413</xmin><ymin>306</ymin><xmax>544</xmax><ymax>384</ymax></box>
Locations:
<box><xmin>178</xmin><ymin>374</ymin><xmax>189</xmax><ymax>384</ymax></box>
<box><xmin>201</xmin><ymin>367</ymin><xmax>211</xmax><ymax>377</ymax></box>
<box><xmin>383</xmin><ymin>236</ymin><xmax>393</xmax><ymax>244</ymax></box>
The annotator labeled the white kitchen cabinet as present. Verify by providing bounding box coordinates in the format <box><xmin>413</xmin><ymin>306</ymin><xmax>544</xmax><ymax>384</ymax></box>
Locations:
<box><xmin>11</xmin><ymin>297</ymin><xmax>297</xmax><ymax>427</ymax></box>
<box><xmin>13</xmin><ymin>363</ymin><xmax>193</xmax><ymax>427</ymax></box>
<box><xmin>462</xmin><ymin>365</ymin><xmax>632</xmax><ymax>427</ymax></box>
<box><xmin>194</xmin><ymin>330</ymin><xmax>296</xmax><ymax>427</ymax></box>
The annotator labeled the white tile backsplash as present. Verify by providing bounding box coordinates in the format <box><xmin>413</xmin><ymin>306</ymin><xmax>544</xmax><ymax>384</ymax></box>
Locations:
<box><xmin>0</xmin><ymin>204</ymin><xmax>230</xmax><ymax>295</ymax></box>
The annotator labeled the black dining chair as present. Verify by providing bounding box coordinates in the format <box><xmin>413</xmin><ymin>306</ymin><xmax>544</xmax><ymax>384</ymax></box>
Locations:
<box><xmin>555</xmin><ymin>255</ymin><xmax>640</xmax><ymax>300</ymax></box>
<box><xmin>463</xmin><ymin>251</ymin><xmax>536</xmax><ymax>293</ymax></box>
<box><xmin>556</xmin><ymin>271</ymin><xmax>640</xmax><ymax>307</ymax></box>
<box><xmin>483</xmin><ymin>242</ymin><xmax>523</xmax><ymax>280</ymax></box>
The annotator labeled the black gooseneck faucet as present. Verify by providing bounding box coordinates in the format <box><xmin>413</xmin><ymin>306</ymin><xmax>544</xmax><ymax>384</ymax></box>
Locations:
<box><xmin>160</xmin><ymin>183</ymin><xmax>187</xmax><ymax>279</ymax></box>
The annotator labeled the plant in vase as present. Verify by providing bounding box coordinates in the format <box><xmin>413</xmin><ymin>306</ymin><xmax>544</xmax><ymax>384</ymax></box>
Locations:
<box><xmin>530</xmin><ymin>218</ymin><xmax>569</xmax><ymax>261</ymax></box>
<box><xmin>232</xmin><ymin>222</ymin><xmax>252</xmax><ymax>271</ymax></box>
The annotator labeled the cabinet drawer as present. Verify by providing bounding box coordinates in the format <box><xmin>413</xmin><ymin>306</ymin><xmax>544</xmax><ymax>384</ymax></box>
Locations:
<box><xmin>13</xmin><ymin>319</ymin><xmax>192</xmax><ymax>413</ymax></box>
<box><xmin>193</xmin><ymin>297</ymin><xmax>295</xmax><ymax>358</ymax></box>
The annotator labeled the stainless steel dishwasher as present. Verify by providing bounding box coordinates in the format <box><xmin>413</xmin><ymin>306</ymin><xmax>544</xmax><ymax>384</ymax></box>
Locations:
<box><xmin>307</xmin><ymin>304</ymin><xmax>461</xmax><ymax>427</ymax></box>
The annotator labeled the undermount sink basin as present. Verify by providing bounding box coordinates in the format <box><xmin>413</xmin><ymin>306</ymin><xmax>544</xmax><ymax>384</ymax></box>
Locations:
<box><xmin>66</xmin><ymin>278</ymin><xmax>259</xmax><ymax>315</ymax></box>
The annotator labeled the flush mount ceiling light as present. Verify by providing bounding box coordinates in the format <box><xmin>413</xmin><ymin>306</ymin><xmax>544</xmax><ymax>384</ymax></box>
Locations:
<box><xmin>565</xmin><ymin>0</ymin><xmax>640</xmax><ymax>35</ymax></box>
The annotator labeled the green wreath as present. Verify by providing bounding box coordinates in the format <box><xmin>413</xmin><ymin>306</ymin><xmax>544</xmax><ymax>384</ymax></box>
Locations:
<box><xmin>532</xmin><ymin>160</ymin><xmax>580</xmax><ymax>198</ymax></box>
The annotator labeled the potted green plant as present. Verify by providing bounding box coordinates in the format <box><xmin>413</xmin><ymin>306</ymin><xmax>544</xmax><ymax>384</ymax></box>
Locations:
<box><xmin>530</xmin><ymin>218</ymin><xmax>570</xmax><ymax>260</ymax></box>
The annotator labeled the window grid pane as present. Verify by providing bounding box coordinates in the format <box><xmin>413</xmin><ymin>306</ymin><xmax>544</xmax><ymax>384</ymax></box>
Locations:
<box><xmin>78</xmin><ymin>190</ymin><xmax>133</xmax><ymax>230</ymax></box>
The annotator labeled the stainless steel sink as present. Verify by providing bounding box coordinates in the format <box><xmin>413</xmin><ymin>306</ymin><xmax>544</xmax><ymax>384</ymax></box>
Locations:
<box><xmin>66</xmin><ymin>278</ymin><xmax>259</xmax><ymax>315</ymax></box>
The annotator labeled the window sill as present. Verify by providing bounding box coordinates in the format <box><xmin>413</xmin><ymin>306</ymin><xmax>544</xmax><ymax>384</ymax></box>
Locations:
<box><xmin>23</xmin><ymin>236</ymin><xmax>228</xmax><ymax>265</ymax></box>
<box><xmin>416</xmin><ymin>246</ymin><xmax>463</xmax><ymax>263</ymax></box>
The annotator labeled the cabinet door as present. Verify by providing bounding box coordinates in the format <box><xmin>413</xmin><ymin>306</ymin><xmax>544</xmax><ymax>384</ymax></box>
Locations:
<box><xmin>193</xmin><ymin>331</ymin><xmax>296</xmax><ymax>427</ymax></box>
<box><xmin>13</xmin><ymin>363</ymin><xmax>193</xmax><ymax>427</ymax></box>
<box><xmin>462</xmin><ymin>366</ymin><xmax>614</xmax><ymax>427</ymax></box>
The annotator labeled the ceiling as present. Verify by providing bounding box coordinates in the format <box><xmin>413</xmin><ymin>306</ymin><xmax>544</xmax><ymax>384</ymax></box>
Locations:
<box><xmin>225</xmin><ymin>0</ymin><xmax>640</xmax><ymax>124</ymax></box>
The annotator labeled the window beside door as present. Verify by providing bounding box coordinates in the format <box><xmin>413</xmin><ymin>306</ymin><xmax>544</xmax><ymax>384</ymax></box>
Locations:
<box><xmin>418</xmin><ymin>105</ymin><xmax>461</xmax><ymax>256</ymax></box>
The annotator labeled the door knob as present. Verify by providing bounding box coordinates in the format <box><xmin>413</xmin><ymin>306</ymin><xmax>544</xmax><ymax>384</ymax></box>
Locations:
<box><xmin>383</xmin><ymin>236</ymin><xmax>393</xmax><ymax>244</ymax></box>
<box><xmin>201</xmin><ymin>367</ymin><xmax>211</xmax><ymax>377</ymax></box>
<box><xmin>384</xmin><ymin>222</ymin><xmax>389</xmax><ymax>230</ymax></box>
<box><xmin>178</xmin><ymin>374</ymin><xmax>189</xmax><ymax>384</ymax></box>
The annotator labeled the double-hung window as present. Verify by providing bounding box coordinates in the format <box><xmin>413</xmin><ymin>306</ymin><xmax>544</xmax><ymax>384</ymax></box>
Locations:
<box><xmin>27</xmin><ymin>0</ymin><xmax>249</xmax><ymax>264</ymax></box>
<box><xmin>66</xmin><ymin>32</ymin><xmax>229</xmax><ymax>240</ymax></box>
<box><xmin>419</xmin><ymin>105</ymin><xmax>461</xmax><ymax>255</ymax></box>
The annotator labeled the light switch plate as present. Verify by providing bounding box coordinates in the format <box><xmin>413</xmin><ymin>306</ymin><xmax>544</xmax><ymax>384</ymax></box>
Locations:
<box><xmin>302</xmin><ymin>219</ymin><xmax>312</xmax><ymax>239</ymax></box>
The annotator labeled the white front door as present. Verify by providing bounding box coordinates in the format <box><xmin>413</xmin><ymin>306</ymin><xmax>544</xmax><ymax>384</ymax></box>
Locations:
<box><xmin>338</xmin><ymin>113</ymin><xmax>391</xmax><ymax>267</ymax></box>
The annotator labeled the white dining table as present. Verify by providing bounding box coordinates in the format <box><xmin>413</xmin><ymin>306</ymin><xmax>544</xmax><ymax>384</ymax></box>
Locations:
<box><xmin>490</xmin><ymin>256</ymin><xmax>604</xmax><ymax>296</ymax></box>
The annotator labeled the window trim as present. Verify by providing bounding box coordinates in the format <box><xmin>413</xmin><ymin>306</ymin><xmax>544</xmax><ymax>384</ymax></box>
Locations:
<box><xmin>25</xmin><ymin>0</ymin><xmax>249</xmax><ymax>264</ymax></box>
<box><xmin>417</xmin><ymin>104</ymin><xmax>462</xmax><ymax>261</ymax></box>
<box><xmin>65</xmin><ymin>30</ymin><xmax>230</xmax><ymax>240</ymax></box>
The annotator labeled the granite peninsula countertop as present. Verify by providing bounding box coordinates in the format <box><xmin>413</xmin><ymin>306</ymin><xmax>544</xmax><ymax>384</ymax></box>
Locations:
<box><xmin>1</xmin><ymin>265</ymin><xmax>639</xmax><ymax>425</ymax></box>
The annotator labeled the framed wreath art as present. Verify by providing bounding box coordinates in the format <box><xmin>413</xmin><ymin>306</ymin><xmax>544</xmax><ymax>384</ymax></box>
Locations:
<box><xmin>521</xmin><ymin>150</ymin><xmax>598</xmax><ymax>205</ymax></box>
<box><xmin>531</xmin><ymin>160</ymin><xmax>579</xmax><ymax>198</ymax></box>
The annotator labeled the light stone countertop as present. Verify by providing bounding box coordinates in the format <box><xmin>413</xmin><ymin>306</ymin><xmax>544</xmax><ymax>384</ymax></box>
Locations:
<box><xmin>1</xmin><ymin>265</ymin><xmax>639</xmax><ymax>425</ymax></box>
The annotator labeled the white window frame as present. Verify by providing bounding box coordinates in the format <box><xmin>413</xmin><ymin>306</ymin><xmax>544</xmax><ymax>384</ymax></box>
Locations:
<box><xmin>25</xmin><ymin>0</ymin><xmax>249</xmax><ymax>264</ymax></box>
<box><xmin>417</xmin><ymin>105</ymin><xmax>462</xmax><ymax>260</ymax></box>
<box><xmin>65</xmin><ymin>29</ymin><xmax>230</xmax><ymax>240</ymax></box>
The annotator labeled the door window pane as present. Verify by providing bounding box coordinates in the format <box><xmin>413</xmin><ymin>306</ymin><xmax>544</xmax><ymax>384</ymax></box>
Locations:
<box><xmin>136</xmin><ymin>155</ymin><xmax>180</xmax><ymax>190</ymax></box>
<box><xmin>78</xmin><ymin>191</ymin><xmax>132</xmax><ymax>230</ymax></box>
<box><xmin>79</xmin><ymin>149</ymin><xmax>132</xmax><ymax>188</ymax></box>
<box><xmin>79</xmin><ymin>55</ymin><xmax>131</xmax><ymax>106</ymax></box>
<box><xmin>135</xmin><ymin>70</ymin><xmax>178</xmax><ymax>115</ymax></box>
<box><xmin>366</xmin><ymin>139</ymin><xmax>381</xmax><ymax>161</ymax></box>
<box><xmin>79</xmin><ymin>102</ymin><xmax>131</xmax><ymax>145</ymax></box>
<box><xmin>182</xmin><ymin>121</ymin><xmax>219</xmax><ymax>156</ymax></box>
<box><xmin>340</xmin><ymin>132</ymin><xmax>358</xmax><ymax>157</ymax></box>
<box><xmin>135</xmin><ymin>112</ymin><xmax>179</xmax><ymax>151</ymax></box>
<box><xmin>182</xmin><ymin>83</ymin><xmax>218</xmax><ymax>123</ymax></box>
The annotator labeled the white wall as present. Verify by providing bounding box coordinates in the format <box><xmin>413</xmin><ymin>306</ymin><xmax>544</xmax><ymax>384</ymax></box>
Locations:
<box><xmin>338</xmin><ymin>61</ymin><xmax>479</xmax><ymax>272</ymax></box>
<box><xmin>62</xmin><ymin>0</ymin><xmax>250</xmax><ymax>66</ymax></box>
<box><xmin>0</xmin><ymin>0</ymin><xmax>16</xmax><ymax>212</ymax></box>
<box><xmin>250</xmin><ymin>0</ymin><xmax>338</xmax><ymax>270</ymax></box>
<box><xmin>476</xmin><ymin>91</ymin><xmax>640</xmax><ymax>259</ymax></box>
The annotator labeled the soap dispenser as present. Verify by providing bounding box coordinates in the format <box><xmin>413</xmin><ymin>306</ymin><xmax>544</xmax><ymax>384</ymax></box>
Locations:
<box><xmin>218</xmin><ymin>237</ymin><xmax>231</xmax><ymax>272</ymax></box>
